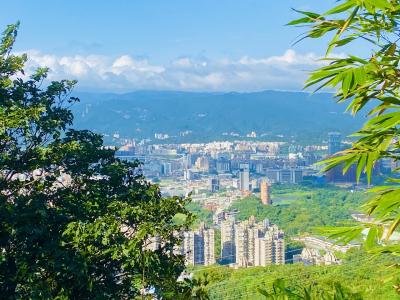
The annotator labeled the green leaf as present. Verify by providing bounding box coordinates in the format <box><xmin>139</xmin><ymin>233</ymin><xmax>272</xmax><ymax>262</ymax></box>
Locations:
<box><xmin>287</xmin><ymin>17</ymin><xmax>314</xmax><ymax>26</ymax></box>
<box><xmin>387</xmin><ymin>214</ymin><xmax>400</xmax><ymax>239</ymax></box>
<box><xmin>324</xmin><ymin>0</ymin><xmax>356</xmax><ymax>15</ymax></box>
<box><xmin>365</xmin><ymin>226</ymin><xmax>378</xmax><ymax>249</ymax></box>
<box><xmin>291</xmin><ymin>8</ymin><xmax>321</xmax><ymax>19</ymax></box>
<box><xmin>314</xmin><ymin>226</ymin><xmax>364</xmax><ymax>245</ymax></box>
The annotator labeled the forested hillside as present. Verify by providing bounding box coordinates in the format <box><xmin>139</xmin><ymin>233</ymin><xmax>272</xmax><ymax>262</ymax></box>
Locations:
<box><xmin>230</xmin><ymin>185</ymin><xmax>365</xmax><ymax>236</ymax></box>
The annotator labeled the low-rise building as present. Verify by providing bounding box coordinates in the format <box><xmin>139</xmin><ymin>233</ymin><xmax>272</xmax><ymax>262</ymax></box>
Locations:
<box><xmin>293</xmin><ymin>248</ymin><xmax>341</xmax><ymax>266</ymax></box>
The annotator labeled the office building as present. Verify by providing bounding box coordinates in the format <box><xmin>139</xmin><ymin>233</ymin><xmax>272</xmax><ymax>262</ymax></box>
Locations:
<box><xmin>239</xmin><ymin>163</ymin><xmax>250</xmax><ymax>193</ymax></box>
<box><xmin>277</xmin><ymin>169</ymin><xmax>303</xmax><ymax>184</ymax></box>
<box><xmin>265</xmin><ymin>169</ymin><xmax>280</xmax><ymax>183</ymax></box>
<box><xmin>280</xmin><ymin>169</ymin><xmax>292</xmax><ymax>183</ymax></box>
<box><xmin>195</xmin><ymin>156</ymin><xmax>210</xmax><ymax>172</ymax></box>
<box><xmin>161</xmin><ymin>162</ymin><xmax>172</xmax><ymax>176</ymax></box>
<box><xmin>183</xmin><ymin>169</ymin><xmax>193</xmax><ymax>181</ymax></box>
<box><xmin>210</xmin><ymin>177</ymin><xmax>220</xmax><ymax>193</ymax></box>
<box><xmin>328</xmin><ymin>132</ymin><xmax>342</xmax><ymax>155</ymax></box>
<box><xmin>263</xmin><ymin>169</ymin><xmax>303</xmax><ymax>184</ymax></box>
<box><xmin>216</xmin><ymin>158</ymin><xmax>231</xmax><ymax>173</ymax></box>
<box><xmin>292</xmin><ymin>169</ymin><xmax>303</xmax><ymax>184</ymax></box>
<box><xmin>255</xmin><ymin>163</ymin><xmax>264</xmax><ymax>174</ymax></box>
<box><xmin>183</xmin><ymin>154</ymin><xmax>192</xmax><ymax>169</ymax></box>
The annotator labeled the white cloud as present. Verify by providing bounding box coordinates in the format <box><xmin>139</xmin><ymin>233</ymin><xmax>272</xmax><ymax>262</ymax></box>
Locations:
<box><xmin>112</xmin><ymin>55</ymin><xmax>165</xmax><ymax>74</ymax></box>
<box><xmin>238</xmin><ymin>49</ymin><xmax>322</xmax><ymax>66</ymax></box>
<box><xmin>20</xmin><ymin>49</ymin><xmax>334</xmax><ymax>92</ymax></box>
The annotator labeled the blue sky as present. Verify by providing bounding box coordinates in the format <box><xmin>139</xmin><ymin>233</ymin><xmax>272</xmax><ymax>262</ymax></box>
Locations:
<box><xmin>0</xmin><ymin>1</ymin><xmax>349</xmax><ymax>92</ymax></box>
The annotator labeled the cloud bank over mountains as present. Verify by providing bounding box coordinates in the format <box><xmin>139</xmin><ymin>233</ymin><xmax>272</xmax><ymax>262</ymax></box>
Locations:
<box><xmin>22</xmin><ymin>49</ymin><xmax>329</xmax><ymax>92</ymax></box>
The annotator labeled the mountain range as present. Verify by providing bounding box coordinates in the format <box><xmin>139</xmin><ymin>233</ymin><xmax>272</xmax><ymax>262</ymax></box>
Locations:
<box><xmin>71</xmin><ymin>90</ymin><xmax>367</xmax><ymax>143</ymax></box>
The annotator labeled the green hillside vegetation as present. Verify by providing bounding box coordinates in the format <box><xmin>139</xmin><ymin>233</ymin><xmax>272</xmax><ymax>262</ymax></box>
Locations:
<box><xmin>187</xmin><ymin>202</ymin><xmax>214</xmax><ymax>228</ymax></box>
<box><xmin>173</xmin><ymin>202</ymin><xmax>214</xmax><ymax>231</ymax></box>
<box><xmin>230</xmin><ymin>185</ymin><xmax>365</xmax><ymax>236</ymax></box>
<box><xmin>195</xmin><ymin>251</ymin><xmax>399</xmax><ymax>300</ymax></box>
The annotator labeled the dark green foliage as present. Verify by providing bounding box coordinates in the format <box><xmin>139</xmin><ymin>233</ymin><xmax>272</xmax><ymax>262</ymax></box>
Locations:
<box><xmin>0</xmin><ymin>24</ymin><xmax>194</xmax><ymax>299</ymax></box>
<box><xmin>165</xmin><ymin>274</ymin><xmax>210</xmax><ymax>300</ymax></box>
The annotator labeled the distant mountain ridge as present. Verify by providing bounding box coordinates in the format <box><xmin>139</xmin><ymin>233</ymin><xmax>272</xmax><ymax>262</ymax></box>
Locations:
<box><xmin>71</xmin><ymin>90</ymin><xmax>367</xmax><ymax>143</ymax></box>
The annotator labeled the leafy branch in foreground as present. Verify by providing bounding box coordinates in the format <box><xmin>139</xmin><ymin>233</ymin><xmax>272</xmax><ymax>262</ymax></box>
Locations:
<box><xmin>291</xmin><ymin>0</ymin><xmax>400</xmax><ymax>255</ymax></box>
<box><xmin>0</xmin><ymin>23</ymin><xmax>195</xmax><ymax>299</ymax></box>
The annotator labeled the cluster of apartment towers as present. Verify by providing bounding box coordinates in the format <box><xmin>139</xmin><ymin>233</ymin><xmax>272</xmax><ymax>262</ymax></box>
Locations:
<box><xmin>181</xmin><ymin>215</ymin><xmax>285</xmax><ymax>268</ymax></box>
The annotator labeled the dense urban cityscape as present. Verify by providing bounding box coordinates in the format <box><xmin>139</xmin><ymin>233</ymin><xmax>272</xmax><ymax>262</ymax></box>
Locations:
<box><xmin>112</xmin><ymin>131</ymin><xmax>394</xmax><ymax>270</ymax></box>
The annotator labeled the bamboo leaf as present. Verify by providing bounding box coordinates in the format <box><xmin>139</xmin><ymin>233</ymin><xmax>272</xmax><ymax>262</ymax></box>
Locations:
<box><xmin>387</xmin><ymin>215</ymin><xmax>400</xmax><ymax>240</ymax></box>
<box><xmin>324</xmin><ymin>1</ymin><xmax>356</xmax><ymax>15</ymax></box>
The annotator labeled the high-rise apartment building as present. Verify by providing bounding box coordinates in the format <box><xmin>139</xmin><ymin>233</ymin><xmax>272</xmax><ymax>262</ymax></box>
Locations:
<box><xmin>203</xmin><ymin>228</ymin><xmax>215</xmax><ymax>265</ymax></box>
<box><xmin>182</xmin><ymin>231</ymin><xmax>195</xmax><ymax>265</ymax></box>
<box><xmin>224</xmin><ymin>216</ymin><xmax>285</xmax><ymax>268</ymax></box>
<box><xmin>247</xmin><ymin>226</ymin><xmax>259</xmax><ymax>266</ymax></box>
<box><xmin>234</xmin><ymin>222</ymin><xmax>249</xmax><ymax>267</ymax></box>
<box><xmin>183</xmin><ymin>216</ymin><xmax>285</xmax><ymax>268</ymax></box>
<box><xmin>182</xmin><ymin>231</ymin><xmax>203</xmax><ymax>265</ymax></box>
<box><xmin>260</xmin><ymin>179</ymin><xmax>271</xmax><ymax>205</ymax></box>
<box><xmin>221</xmin><ymin>219</ymin><xmax>236</xmax><ymax>264</ymax></box>
<box><xmin>182</xmin><ymin>223</ymin><xmax>215</xmax><ymax>266</ymax></box>
<box><xmin>274</xmin><ymin>238</ymin><xmax>285</xmax><ymax>265</ymax></box>
<box><xmin>254</xmin><ymin>232</ymin><xmax>274</xmax><ymax>266</ymax></box>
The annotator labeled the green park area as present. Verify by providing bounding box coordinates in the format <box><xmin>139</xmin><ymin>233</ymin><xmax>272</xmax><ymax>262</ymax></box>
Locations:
<box><xmin>232</xmin><ymin>185</ymin><xmax>365</xmax><ymax>236</ymax></box>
